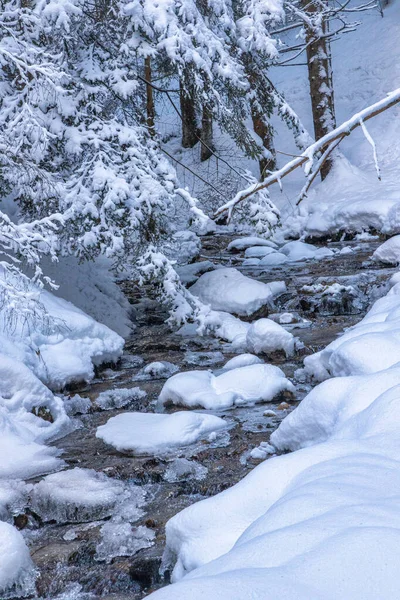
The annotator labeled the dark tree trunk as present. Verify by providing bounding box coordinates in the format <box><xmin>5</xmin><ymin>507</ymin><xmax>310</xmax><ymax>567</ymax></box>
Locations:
<box><xmin>304</xmin><ymin>3</ymin><xmax>336</xmax><ymax>179</ymax></box>
<box><xmin>180</xmin><ymin>79</ymin><xmax>198</xmax><ymax>148</ymax></box>
<box><xmin>251</xmin><ymin>106</ymin><xmax>277</xmax><ymax>178</ymax></box>
<box><xmin>144</xmin><ymin>56</ymin><xmax>155</xmax><ymax>137</ymax></box>
<box><xmin>200</xmin><ymin>106</ymin><xmax>214</xmax><ymax>161</ymax></box>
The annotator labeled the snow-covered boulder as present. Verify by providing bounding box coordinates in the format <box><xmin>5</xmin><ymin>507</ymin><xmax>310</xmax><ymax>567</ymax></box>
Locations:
<box><xmin>227</xmin><ymin>237</ymin><xmax>277</xmax><ymax>251</ymax></box>
<box><xmin>246</xmin><ymin>319</ymin><xmax>295</xmax><ymax>356</ymax></box>
<box><xmin>0</xmin><ymin>522</ymin><xmax>36</xmax><ymax>599</ymax></box>
<box><xmin>244</xmin><ymin>246</ymin><xmax>276</xmax><ymax>258</ymax></box>
<box><xmin>280</xmin><ymin>241</ymin><xmax>334</xmax><ymax>262</ymax></box>
<box><xmin>189</xmin><ymin>268</ymin><xmax>286</xmax><ymax>317</ymax></box>
<box><xmin>259</xmin><ymin>252</ymin><xmax>288</xmax><ymax>266</ymax></box>
<box><xmin>158</xmin><ymin>364</ymin><xmax>294</xmax><ymax>410</ymax></box>
<box><xmin>372</xmin><ymin>235</ymin><xmax>400</xmax><ymax>265</ymax></box>
<box><xmin>31</xmin><ymin>468</ymin><xmax>126</xmax><ymax>523</ymax></box>
<box><xmin>223</xmin><ymin>354</ymin><xmax>263</xmax><ymax>370</ymax></box>
<box><xmin>96</xmin><ymin>411</ymin><xmax>229</xmax><ymax>455</ymax></box>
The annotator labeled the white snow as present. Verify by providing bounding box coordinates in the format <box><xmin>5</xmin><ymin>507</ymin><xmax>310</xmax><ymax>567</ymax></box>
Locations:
<box><xmin>158</xmin><ymin>364</ymin><xmax>294</xmax><ymax>410</ymax></box>
<box><xmin>0</xmin><ymin>522</ymin><xmax>36</xmax><ymax>599</ymax></box>
<box><xmin>244</xmin><ymin>246</ymin><xmax>276</xmax><ymax>258</ymax></box>
<box><xmin>96</xmin><ymin>411</ymin><xmax>229</xmax><ymax>455</ymax></box>
<box><xmin>31</xmin><ymin>468</ymin><xmax>126</xmax><ymax>523</ymax></box>
<box><xmin>280</xmin><ymin>241</ymin><xmax>334</xmax><ymax>262</ymax></box>
<box><xmin>246</xmin><ymin>318</ymin><xmax>295</xmax><ymax>356</ymax></box>
<box><xmin>227</xmin><ymin>237</ymin><xmax>278</xmax><ymax>251</ymax></box>
<box><xmin>189</xmin><ymin>268</ymin><xmax>286</xmax><ymax>316</ymax></box>
<box><xmin>372</xmin><ymin>235</ymin><xmax>400</xmax><ymax>265</ymax></box>
<box><xmin>223</xmin><ymin>354</ymin><xmax>263</xmax><ymax>370</ymax></box>
<box><xmin>259</xmin><ymin>252</ymin><xmax>288</xmax><ymax>266</ymax></box>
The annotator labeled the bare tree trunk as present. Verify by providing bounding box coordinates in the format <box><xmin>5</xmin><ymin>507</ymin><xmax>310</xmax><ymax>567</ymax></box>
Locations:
<box><xmin>180</xmin><ymin>79</ymin><xmax>198</xmax><ymax>148</ymax></box>
<box><xmin>144</xmin><ymin>56</ymin><xmax>155</xmax><ymax>137</ymax></box>
<box><xmin>200</xmin><ymin>106</ymin><xmax>214</xmax><ymax>161</ymax></box>
<box><xmin>304</xmin><ymin>3</ymin><xmax>336</xmax><ymax>179</ymax></box>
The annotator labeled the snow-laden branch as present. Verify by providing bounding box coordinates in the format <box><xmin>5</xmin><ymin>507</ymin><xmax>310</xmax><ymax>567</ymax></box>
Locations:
<box><xmin>215</xmin><ymin>87</ymin><xmax>400</xmax><ymax>219</ymax></box>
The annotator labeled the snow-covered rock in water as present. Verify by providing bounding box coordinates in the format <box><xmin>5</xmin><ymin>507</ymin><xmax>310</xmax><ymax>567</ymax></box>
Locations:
<box><xmin>176</xmin><ymin>261</ymin><xmax>215</xmax><ymax>285</ymax></box>
<box><xmin>212</xmin><ymin>312</ymin><xmax>250</xmax><ymax>349</ymax></box>
<box><xmin>372</xmin><ymin>235</ymin><xmax>400</xmax><ymax>265</ymax></box>
<box><xmin>31</xmin><ymin>468</ymin><xmax>126</xmax><ymax>523</ymax></box>
<box><xmin>244</xmin><ymin>246</ymin><xmax>276</xmax><ymax>258</ymax></box>
<box><xmin>280</xmin><ymin>241</ymin><xmax>334</xmax><ymax>262</ymax></box>
<box><xmin>95</xmin><ymin>387</ymin><xmax>146</xmax><ymax>411</ymax></box>
<box><xmin>189</xmin><ymin>268</ymin><xmax>286</xmax><ymax>317</ymax></box>
<box><xmin>223</xmin><ymin>354</ymin><xmax>263</xmax><ymax>371</ymax></box>
<box><xmin>158</xmin><ymin>364</ymin><xmax>294</xmax><ymax>410</ymax></box>
<box><xmin>242</xmin><ymin>258</ymin><xmax>261</xmax><ymax>266</ymax></box>
<box><xmin>96</xmin><ymin>522</ymin><xmax>155</xmax><ymax>563</ymax></box>
<box><xmin>227</xmin><ymin>237</ymin><xmax>277</xmax><ymax>251</ymax></box>
<box><xmin>96</xmin><ymin>411</ymin><xmax>228</xmax><ymax>455</ymax></box>
<box><xmin>246</xmin><ymin>319</ymin><xmax>295</xmax><ymax>356</ymax></box>
<box><xmin>0</xmin><ymin>522</ymin><xmax>36</xmax><ymax>599</ymax></box>
<box><xmin>259</xmin><ymin>252</ymin><xmax>288</xmax><ymax>266</ymax></box>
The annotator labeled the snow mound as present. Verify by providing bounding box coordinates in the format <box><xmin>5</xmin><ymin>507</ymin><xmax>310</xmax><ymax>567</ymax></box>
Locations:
<box><xmin>246</xmin><ymin>318</ymin><xmax>295</xmax><ymax>356</ymax></box>
<box><xmin>189</xmin><ymin>268</ymin><xmax>286</xmax><ymax>316</ymax></box>
<box><xmin>223</xmin><ymin>354</ymin><xmax>263</xmax><ymax>370</ymax></box>
<box><xmin>96</xmin><ymin>411</ymin><xmax>229</xmax><ymax>455</ymax></box>
<box><xmin>95</xmin><ymin>387</ymin><xmax>146</xmax><ymax>410</ymax></box>
<box><xmin>0</xmin><ymin>481</ymin><xmax>30</xmax><ymax>523</ymax></box>
<box><xmin>158</xmin><ymin>364</ymin><xmax>294</xmax><ymax>410</ymax></box>
<box><xmin>244</xmin><ymin>246</ymin><xmax>276</xmax><ymax>258</ymax></box>
<box><xmin>213</xmin><ymin>311</ymin><xmax>250</xmax><ymax>349</ymax></box>
<box><xmin>227</xmin><ymin>237</ymin><xmax>277</xmax><ymax>251</ymax></box>
<box><xmin>303</xmin><ymin>278</ymin><xmax>400</xmax><ymax>380</ymax></box>
<box><xmin>0</xmin><ymin>522</ymin><xmax>36</xmax><ymax>599</ymax></box>
<box><xmin>31</xmin><ymin>468</ymin><xmax>126</xmax><ymax>523</ymax></box>
<box><xmin>372</xmin><ymin>235</ymin><xmax>400</xmax><ymax>265</ymax></box>
<box><xmin>259</xmin><ymin>252</ymin><xmax>288</xmax><ymax>266</ymax></box>
<box><xmin>280</xmin><ymin>240</ymin><xmax>334</xmax><ymax>262</ymax></box>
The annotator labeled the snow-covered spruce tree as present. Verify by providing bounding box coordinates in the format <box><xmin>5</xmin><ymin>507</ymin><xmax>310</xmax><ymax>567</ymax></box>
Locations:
<box><xmin>0</xmin><ymin>0</ymin><xmax>205</xmax><ymax>327</ymax></box>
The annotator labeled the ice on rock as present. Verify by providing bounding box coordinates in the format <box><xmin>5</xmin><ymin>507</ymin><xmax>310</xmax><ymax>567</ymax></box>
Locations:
<box><xmin>189</xmin><ymin>268</ymin><xmax>286</xmax><ymax>317</ymax></box>
<box><xmin>0</xmin><ymin>481</ymin><xmax>30</xmax><ymax>523</ymax></box>
<box><xmin>63</xmin><ymin>394</ymin><xmax>92</xmax><ymax>416</ymax></box>
<box><xmin>246</xmin><ymin>319</ymin><xmax>295</xmax><ymax>356</ymax></box>
<box><xmin>0</xmin><ymin>522</ymin><xmax>36</xmax><ymax>599</ymax></box>
<box><xmin>223</xmin><ymin>354</ymin><xmax>263</xmax><ymax>370</ymax></box>
<box><xmin>95</xmin><ymin>522</ymin><xmax>155</xmax><ymax>563</ymax></box>
<box><xmin>227</xmin><ymin>237</ymin><xmax>278</xmax><ymax>251</ymax></box>
<box><xmin>134</xmin><ymin>361</ymin><xmax>179</xmax><ymax>381</ymax></box>
<box><xmin>170</xmin><ymin>231</ymin><xmax>201</xmax><ymax>265</ymax></box>
<box><xmin>372</xmin><ymin>235</ymin><xmax>400</xmax><ymax>265</ymax></box>
<box><xmin>95</xmin><ymin>387</ymin><xmax>146</xmax><ymax>410</ymax></box>
<box><xmin>159</xmin><ymin>364</ymin><xmax>294</xmax><ymax>410</ymax></box>
<box><xmin>280</xmin><ymin>241</ymin><xmax>334</xmax><ymax>262</ymax></box>
<box><xmin>184</xmin><ymin>351</ymin><xmax>225</xmax><ymax>367</ymax></box>
<box><xmin>244</xmin><ymin>246</ymin><xmax>276</xmax><ymax>258</ymax></box>
<box><xmin>96</xmin><ymin>411</ymin><xmax>229</xmax><ymax>455</ymax></box>
<box><xmin>31</xmin><ymin>468</ymin><xmax>126</xmax><ymax>523</ymax></box>
<box><xmin>164</xmin><ymin>458</ymin><xmax>208</xmax><ymax>483</ymax></box>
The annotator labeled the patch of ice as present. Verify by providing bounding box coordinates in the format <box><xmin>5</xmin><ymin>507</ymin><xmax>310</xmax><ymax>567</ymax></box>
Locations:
<box><xmin>164</xmin><ymin>458</ymin><xmax>208</xmax><ymax>483</ymax></box>
<box><xmin>63</xmin><ymin>394</ymin><xmax>92</xmax><ymax>416</ymax></box>
<box><xmin>159</xmin><ymin>364</ymin><xmax>294</xmax><ymax>410</ymax></box>
<box><xmin>31</xmin><ymin>468</ymin><xmax>126</xmax><ymax>523</ymax></box>
<box><xmin>95</xmin><ymin>522</ymin><xmax>155</xmax><ymax>563</ymax></box>
<box><xmin>189</xmin><ymin>268</ymin><xmax>286</xmax><ymax>316</ymax></box>
<box><xmin>184</xmin><ymin>351</ymin><xmax>225</xmax><ymax>367</ymax></box>
<box><xmin>95</xmin><ymin>387</ymin><xmax>146</xmax><ymax>410</ymax></box>
<box><xmin>96</xmin><ymin>411</ymin><xmax>229</xmax><ymax>455</ymax></box>
<box><xmin>134</xmin><ymin>361</ymin><xmax>179</xmax><ymax>381</ymax></box>
<box><xmin>0</xmin><ymin>522</ymin><xmax>36</xmax><ymax>599</ymax></box>
<box><xmin>0</xmin><ymin>481</ymin><xmax>30</xmax><ymax>523</ymax></box>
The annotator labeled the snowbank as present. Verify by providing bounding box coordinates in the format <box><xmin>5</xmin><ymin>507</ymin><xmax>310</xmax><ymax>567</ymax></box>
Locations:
<box><xmin>372</xmin><ymin>235</ymin><xmax>400</xmax><ymax>265</ymax></box>
<box><xmin>189</xmin><ymin>268</ymin><xmax>285</xmax><ymax>316</ymax></box>
<box><xmin>96</xmin><ymin>411</ymin><xmax>229</xmax><ymax>455</ymax></box>
<box><xmin>158</xmin><ymin>364</ymin><xmax>294</xmax><ymax>410</ymax></box>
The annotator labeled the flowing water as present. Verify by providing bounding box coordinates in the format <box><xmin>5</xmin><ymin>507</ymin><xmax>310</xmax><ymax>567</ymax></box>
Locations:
<box><xmin>20</xmin><ymin>234</ymin><xmax>396</xmax><ymax>600</ymax></box>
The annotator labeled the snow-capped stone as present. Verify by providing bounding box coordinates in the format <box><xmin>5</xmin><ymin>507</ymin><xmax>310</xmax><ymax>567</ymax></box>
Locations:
<box><xmin>372</xmin><ymin>235</ymin><xmax>400</xmax><ymax>265</ymax></box>
<box><xmin>244</xmin><ymin>246</ymin><xmax>276</xmax><ymax>258</ymax></box>
<box><xmin>280</xmin><ymin>241</ymin><xmax>334</xmax><ymax>262</ymax></box>
<box><xmin>227</xmin><ymin>237</ymin><xmax>278</xmax><ymax>251</ymax></box>
<box><xmin>223</xmin><ymin>354</ymin><xmax>264</xmax><ymax>370</ymax></box>
<box><xmin>158</xmin><ymin>364</ymin><xmax>294</xmax><ymax>410</ymax></box>
<box><xmin>259</xmin><ymin>252</ymin><xmax>288</xmax><ymax>266</ymax></box>
<box><xmin>189</xmin><ymin>268</ymin><xmax>286</xmax><ymax>317</ymax></box>
<box><xmin>246</xmin><ymin>319</ymin><xmax>295</xmax><ymax>356</ymax></box>
<box><xmin>96</xmin><ymin>411</ymin><xmax>229</xmax><ymax>455</ymax></box>
<box><xmin>0</xmin><ymin>522</ymin><xmax>36</xmax><ymax>599</ymax></box>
